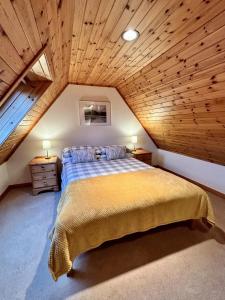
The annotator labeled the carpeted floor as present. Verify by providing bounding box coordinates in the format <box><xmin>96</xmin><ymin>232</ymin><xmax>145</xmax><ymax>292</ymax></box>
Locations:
<box><xmin>0</xmin><ymin>187</ymin><xmax>224</xmax><ymax>300</ymax></box>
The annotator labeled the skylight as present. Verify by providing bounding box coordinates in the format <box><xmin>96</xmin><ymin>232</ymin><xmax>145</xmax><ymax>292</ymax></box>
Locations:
<box><xmin>0</xmin><ymin>50</ymin><xmax>52</xmax><ymax>146</ymax></box>
<box><xmin>0</xmin><ymin>80</ymin><xmax>50</xmax><ymax>145</ymax></box>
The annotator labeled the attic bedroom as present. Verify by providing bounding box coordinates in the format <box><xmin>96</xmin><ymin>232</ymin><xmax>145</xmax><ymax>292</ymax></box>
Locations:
<box><xmin>0</xmin><ymin>0</ymin><xmax>225</xmax><ymax>299</ymax></box>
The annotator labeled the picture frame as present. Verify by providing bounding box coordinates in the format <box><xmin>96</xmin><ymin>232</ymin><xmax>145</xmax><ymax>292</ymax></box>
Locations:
<box><xmin>79</xmin><ymin>99</ymin><xmax>111</xmax><ymax>126</ymax></box>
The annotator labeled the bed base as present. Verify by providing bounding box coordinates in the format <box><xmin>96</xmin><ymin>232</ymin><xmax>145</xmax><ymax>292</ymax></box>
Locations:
<box><xmin>188</xmin><ymin>218</ymin><xmax>213</xmax><ymax>231</ymax></box>
<box><xmin>66</xmin><ymin>218</ymin><xmax>224</xmax><ymax>278</ymax></box>
<box><xmin>188</xmin><ymin>218</ymin><xmax>225</xmax><ymax>244</ymax></box>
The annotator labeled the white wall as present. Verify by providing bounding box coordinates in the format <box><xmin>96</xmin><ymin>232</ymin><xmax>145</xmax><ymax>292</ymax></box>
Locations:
<box><xmin>0</xmin><ymin>162</ymin><xmax>9</xmax><ymax>195</ymax></box>
<box><xmin>157</xmin><ymin>149</ymin><xmax>225</xmax><ymax>194</ymax></box>
<box><xmin>7</xmin><ymin>85</ymin><xmax>157</xmax><ymax>184</ymax></box>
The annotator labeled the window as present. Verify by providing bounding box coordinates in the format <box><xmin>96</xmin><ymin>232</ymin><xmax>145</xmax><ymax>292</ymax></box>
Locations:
<box><xmin>0</xmin><ymin>52</ymin><xmax>52</xmax><ymax>145</ymax></box>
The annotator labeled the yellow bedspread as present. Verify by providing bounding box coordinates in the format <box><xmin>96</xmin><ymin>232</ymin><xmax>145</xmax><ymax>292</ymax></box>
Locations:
<box><xmin>49</xmin><ymin>168</ymin><xmax>215</xmax><ymax>280</ymax></box>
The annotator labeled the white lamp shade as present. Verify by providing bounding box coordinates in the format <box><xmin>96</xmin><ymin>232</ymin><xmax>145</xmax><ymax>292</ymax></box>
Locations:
<box><xmin>131</xmin><ymin>136</ymin><xmax>137</xmax><ymax>144</ymax></box>
<box><xmin>42</xmin><ymin>140</ymin><xmax>51</xmax><ymax>150</ymax></box>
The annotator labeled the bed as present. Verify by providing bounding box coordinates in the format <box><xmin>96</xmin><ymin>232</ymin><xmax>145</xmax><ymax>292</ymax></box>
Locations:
<box><xmin>49</xmin><ymin>153</ymin><xmax>215</xmax><ymax>281</ymax></box>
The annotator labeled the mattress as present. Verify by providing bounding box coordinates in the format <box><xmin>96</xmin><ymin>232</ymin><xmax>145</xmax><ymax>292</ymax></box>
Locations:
<box><xmin>61</xmin><ymin>157</ymin><xmax>153</xmax><ymax>190</ymax></box>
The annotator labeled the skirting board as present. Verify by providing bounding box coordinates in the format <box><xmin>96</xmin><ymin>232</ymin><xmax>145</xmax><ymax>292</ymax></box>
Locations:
<box><xmin>157</xmin><ymin>165</ymin><xmax>225</xmax><ymax>200</ymax></box>
<box><xmin>0</xmin><ymin>182</ymin><xmax>32</xmax><ymax>201</ymax></box>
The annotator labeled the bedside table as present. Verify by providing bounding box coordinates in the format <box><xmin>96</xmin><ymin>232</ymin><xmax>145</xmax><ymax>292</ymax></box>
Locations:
<box><xmin>29</xmin><ymin>156</ymin><xmax>59</xmax><ymax>195</ymax></box>
<box><xmin>132</xmin><ymin>149</ymin><xmax>152</xmax><ymax>165</ymax></box>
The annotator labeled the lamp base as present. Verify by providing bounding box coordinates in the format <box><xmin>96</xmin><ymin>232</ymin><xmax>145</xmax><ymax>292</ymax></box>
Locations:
<box><xmin>45</xmin><ymin>149</ymin><xmax>51</xmax><ymax>159</ymax></box>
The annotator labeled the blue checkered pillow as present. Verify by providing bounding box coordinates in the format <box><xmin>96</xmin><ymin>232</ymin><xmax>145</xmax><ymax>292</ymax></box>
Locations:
<box><xmin>105</xmin><ymin>145</ymin><xmax>127</xmax><ymax>160</ymax></box>
<box><xmin>71</xmin><ymin>148</ymin><xmax>97</xmax><ymax>163</ymax></box>
<box><xmin>62</xmin><ymin>145</ymin><xmax>127</xmax><ymax>163</ymax></box>
<box><xmin>62</xmin><ymin>145</ymin><xmax>92</xmax><ymax>164</ymax></box>
<box><xmin>62</xmin><ymin>147</ymin><xmax>71</xmax><ymax>158</ymax></box>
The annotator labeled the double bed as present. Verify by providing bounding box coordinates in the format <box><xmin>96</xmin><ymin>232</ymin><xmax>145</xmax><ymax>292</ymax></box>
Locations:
<box><xmin>49</xmin><ymin>149</ymin><xmax>215</xmax><ymax>281</ymax></box>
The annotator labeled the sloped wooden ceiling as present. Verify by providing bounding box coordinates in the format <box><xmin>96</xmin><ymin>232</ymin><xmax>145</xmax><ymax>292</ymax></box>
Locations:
<box><xmin>117</xmin><ymin>0</ymin><xmax>225</xmax><ymax>165</ymax></box>
<box><xmin>0</xmin><ymin>0</ymin><xmax>225</xmax><ymax>165</ymax></box>
<box><xmin>0</xmin><ymin>0</ymin><xmax>74</xmax><ymax>163</ymax></box>
<box><xmin>69</xmin><ymin>0</ymin><xmax>225</xmax><ymax>165</ymax></box>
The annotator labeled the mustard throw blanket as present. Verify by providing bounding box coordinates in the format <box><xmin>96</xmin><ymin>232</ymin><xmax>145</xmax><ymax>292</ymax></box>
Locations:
<box><xmin>49</xmin><ymin>168</ymin><xmax>215</xmax><ymax>280</ymax></box>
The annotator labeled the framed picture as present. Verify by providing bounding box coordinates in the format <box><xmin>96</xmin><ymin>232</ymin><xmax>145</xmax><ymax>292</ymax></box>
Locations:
<box><xmin>79</xmin><ymin>100</ymin><xmax>111</xmax><ymax>126</ymax></box>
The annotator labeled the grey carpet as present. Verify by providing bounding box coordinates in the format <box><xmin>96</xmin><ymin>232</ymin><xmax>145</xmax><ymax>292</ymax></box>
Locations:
<box><xmin>0</xmin><ymin>188</ymin><xmax>224</xmax><ymax>300</ymax></box>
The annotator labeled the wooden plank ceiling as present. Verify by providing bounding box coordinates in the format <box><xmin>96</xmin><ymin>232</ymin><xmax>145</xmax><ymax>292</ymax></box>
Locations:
<box><xmin>1</xmin><ymin>0</ymin><xmax>225</xmax><ymax>165</ymax></box>
<box><xmin>0</xmin><ymin>0</ymin><xmax>74</xmax><ymax>163</ymax></box>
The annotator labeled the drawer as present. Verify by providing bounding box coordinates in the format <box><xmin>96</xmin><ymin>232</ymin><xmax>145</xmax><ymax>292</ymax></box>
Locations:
<box><xmin>31</xmin><ymin>164</ymin><xmax>56</xmax><ymax>173</ymax></box>
<box><xmin>137</xmin><ymin>154</ymin><xmax>151</xmax><ymax>159</ymax></box>
<box><xmin>136</xmin><ymin>156</ymin><xmax>151</xmax><ymax>165</ymax></box>
<box><xmin>32</xmin><ymin>170</ymin><xmax>56</xmax><ymax>181</ymax></box>
<box><xmin>33</xmin><ymin>178</ymin><xmax>57</xmax><ymax>189</ymax></box>
<box><xmin>136</xmin><ymin>155</ymin><xmax>151</xmax><ymax>161</ymax></box>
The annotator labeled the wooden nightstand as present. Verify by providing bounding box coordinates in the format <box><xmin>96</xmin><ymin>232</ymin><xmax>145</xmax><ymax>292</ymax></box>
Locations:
<box><xmin>29</xmin><ymin>156</ymin><xmax>59</xmax><ymax>195</ymax></box>
<box><xmin>132</xmin><ymin>149</ymin><xmax>152</xmax><ymax>165</ymax></box>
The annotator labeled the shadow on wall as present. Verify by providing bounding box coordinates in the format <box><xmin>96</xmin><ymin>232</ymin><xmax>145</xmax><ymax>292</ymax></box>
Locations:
<box><xmin>25</xmin><ymin>196</ymin><xmax>214</xmax><ymax>300</ymax></box>
<box><xmin>21</xmin><ymin>135</ymin><xmax>156</xmax><ymax>156</ymax></box>
<box><xmin>156</xmin><ymin>150</ymin><xmax>165</xmax><ymax>166</ymax></box>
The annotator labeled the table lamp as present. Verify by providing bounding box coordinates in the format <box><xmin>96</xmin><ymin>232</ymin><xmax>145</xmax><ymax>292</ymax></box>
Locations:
<box><xmin>42</xmin><ymin>140</ymin><xmax>51</xmax><ymax>159</ymax></box>
<box><xmin>131</xmin><ymin>135</ymin><xmax>137</xmax><ymax>151</ymax></box>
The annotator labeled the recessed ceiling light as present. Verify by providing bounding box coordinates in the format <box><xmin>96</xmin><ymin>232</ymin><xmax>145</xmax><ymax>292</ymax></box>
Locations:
<box><xmin>121</xmin><ymin>29</ymin><xmax>140</xmax><ymax>42</ymax></box>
